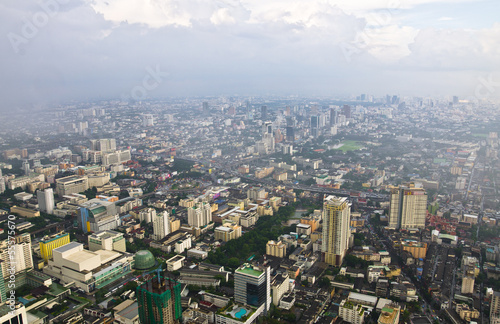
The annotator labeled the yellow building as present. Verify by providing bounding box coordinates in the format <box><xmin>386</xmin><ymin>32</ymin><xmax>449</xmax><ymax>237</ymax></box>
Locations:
<box><xmin>40</xmin><ymin>232</ymin><xmax>70</xmax><ymax>262</ymax></box>
<box><xmin>300</xmin><ymin>217</ymin><xmax>319</xmax><ymax>232</ymax></box>
<box><xmin>266</xmin><ymin>240</ymin><xmax>286</xmax><ymax>258</ymax></box>
<box><xmin>378</xmin><ymin>304</ymin><xmax>400</xmax><ymax>324</ymax></box>
<box><xmin>401</xmin><ymin>241</ymin><xmax>428</xmax><ymax>259</ymax></box>
<box><xmin>10</xmin><ymin>205</ymin><xmax>40</xmax><ymax>218</ymax></box>
<box><xmin>322</xmin><ymin>196</ymin><xmax>351</xmax><ymax>267</ymax></box>
<box><xmin>214</xmin><ymin>223</ymin><xmax>242</xmax><ymax>242</ymax></box>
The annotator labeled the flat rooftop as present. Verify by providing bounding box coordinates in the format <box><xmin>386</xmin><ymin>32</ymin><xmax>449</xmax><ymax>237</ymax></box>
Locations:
<box><xmin>236</xmin><ymin>266</ymin><xmax>263</xmax><ymax>277</ymax></box>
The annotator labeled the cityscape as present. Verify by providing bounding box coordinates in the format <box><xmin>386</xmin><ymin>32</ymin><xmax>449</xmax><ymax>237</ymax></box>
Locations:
<box><xmin>0</xmin><ymin>96</ymin><xmax>498</xmax><ymax>324</ymax></box>
<box><xmin>1</xmin><ymin>0</ymin><xmax>500</xmax><ymax>324</ymax></box>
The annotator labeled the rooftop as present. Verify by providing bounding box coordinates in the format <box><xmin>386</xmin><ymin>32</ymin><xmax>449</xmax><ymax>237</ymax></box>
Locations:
<box><xmin>236</xmin><ymin>265</ymin><xmax>263</xmax><ymax>277</ymax></box>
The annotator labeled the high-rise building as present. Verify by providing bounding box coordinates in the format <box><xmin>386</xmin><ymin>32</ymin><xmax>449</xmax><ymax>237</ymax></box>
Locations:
<box><xmin>234</xmin><ymin>263</ymin><xmax>271</xmax><ymax>314</ymax></box>
<box><xmin>187</xmin><ymin>202</ymin><xmax>211</xmax><ymax>228</ymax></box>
<box><xmin>262</xmin><ymin>121</ymin><xmax>272</xmax><ymax>135</ymax></box>
<box><xmin>22</xmin><ymin>160</ymin><xmax>30</xmax><ymax>176</ymax></box>
<box><xmin>40</xmin><ymin>232</ymin><xmax>70</xmax><ymax>262</ymax></box>
<box><xmin>143</xmin><ymin>114</ymin><xmax>155</xmax><ymax>127</ymax></box>
<box><xmin>342</xmin><ymin>105</ymin><xmax>351</xmax><ymax>118</ymax></box>
<box><xmin>388</xmin><ymin>186</ymin><xmax>427</xmax><ymax>230</ymax></box>
<box><xmin>491</xmin><ymin>291</ymin><xmax>500</xmax><ymax>324</ymax></box>
<box><xmin>461</xmin><ymin>275</ymin><xmax>475</xmax><ymax>294</ymax></box>
<box><xmin>322</xmin><ymin>195</ymin><xmax>351</xmax><ymax>267</ymax></box>
<box><xmin>330</xmin><ymin>108</ymin><xmax>338</xmax><ymax>126</ymax></box>
<box><xmin>202</xmin><ymin>101</ymin><xmax>209</xmax><ymax>113</ymax></box>
<box><xmin>37</xmin><ymin>188</ymin><xmax>55</xmax><ymax>214</ymax></box>
<box><xmin>310</xmin><ymin>115</ymin><xmax>319</xmax><ymax>138</ymax></box>
<box><xmin>153</xmin><ymin>211</ymin><xmax>170</xmax><ymax>241</ymax></box>
<box><xmin>137</xmin><ymin>275</ymin><xmax>182</xmax><ymax>324</ymax></box>
<box><xmin>286</xmin><ymin>126</ymin><xmax>295</xmax><ymax>142</ymax></box>
<box><xmin>0</xmin><ymin>233</ymin><xmax>33</xmax><ymax>279</ymax></box>
<box><xmin>261</xmin><ymin>105</ymin><xmax>268</xmax><ymax>120</ymax></box>
<box><xmin>0</xmin><ymin>302</ymin><xmax>28</xmax><ymax>324</ymax></box>
<box><xmin>90</xmin><ymin>138</ymin><xmax>117</xmax><ymax>152</ymax></box>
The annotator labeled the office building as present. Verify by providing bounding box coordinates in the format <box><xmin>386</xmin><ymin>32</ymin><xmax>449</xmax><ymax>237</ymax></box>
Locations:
<box><xmin>342</xmin><ymin>105</ymin><xmax>351</xmax><ymax>118</ymax></box>
<box><xmin>78</xmin><ymin>198</ymin><xmax>119</xmax><ymax>233</ymax></box>
<box><xmin>286</xmin><ymin>126</ymin><xmax>294</xmax><ymax>142</ymax></box>
<box><xmin>153</xmin><ymin>211</ymin><xmax>170</xmax><ymax>241</ymax></box>
<box><xmin>322</xmin><ymin>195</ymin><xmax>351</xmax><ymax>267</ymax></box>
<box><xmin>90</xmin><ymin>139</ymin><xmax>117</xmax><ymax>152</ymax></box>
<box><xmin>266</xmin><ymin>240</ymin><xmax>286</xmax><ymax>258</ymax></box>
<box><xmin>40</xmin><ymin>232</ymin><xmax>70</xmax><ymax>262</ymax></box>
<box><xmin>261</xmin><ymin>106</ymin><xmax>267</xmax><ymax>119</ymax></box>
<box><xmin>203</xmin><ymin>101</ymin><xmax>209</xmax><ymax>113</ymax></box>
<box><xmin>137</xmin><ymin>275</ymin><xmax>182</xmax><ymax>324</ymax></box>
<box><xmin>0</xmin><ymin>233</ymin><xmax>33</xmax><ymax>279</ymax></box>
<box><xmin>37</xmin><ymin>188</ymin><xmax>55</xmax><ymax>214</ymax></box>
<box><xmin>22</xmin><ymin>160</ymin><xmax>30</xmax><ymax>175</ymax></box>
<box><xmin>330</xmin><ymin>108</ymin><xmax>338</xmax><ymax>126</ymax></box>
<box><xmin>234</xmin><ymin>263</ymin><xmax>271</xmax><ymax>314</ymax></box>
<box><xmin>388</xmin><ymin>186</ymin><xmax>427</xmax><ymax>230</ymax></box>
<box><xmin>88</xmin><ymin>230</ymin><xmax>126</xmax><ymax>252</ymax></box>
<box><xmin>102</xmin><ymin>150</ymin><xmax>131</xmax><ymax>166</ymax></box>
<box><xmin>56</xmin><ymin>175</ymin><xmax>89</xmax><ymax>196</ymax></box>
<box><xmin>187</xmin><ymin>202</ymin><xmax>211</xmax><ymax>228</ymax></box>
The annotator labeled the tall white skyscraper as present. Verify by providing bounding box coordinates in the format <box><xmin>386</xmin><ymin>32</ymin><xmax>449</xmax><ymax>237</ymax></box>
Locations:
<box><xmin>153</xmin><ymin>211</ymin><xmax>170</xmax><ymax>241</ymax></box>
<box><xmin>37</xmin><ymin>188</ymin><xmax>55</xmax><ymax>214</ymax></box>
<box><xmin>187</xmin><ymin>202</ymin><xmax>212</xmax><ymax>228</ymax></box>
<box><xmin>22</xmin><ymin>160</ymin><xmax>30</xmax><ymax>175</ymax></box>
<box><xmin>322</xmin><ymin>195</ymin><xmax>351</xmax><ymax>267</ymax></box>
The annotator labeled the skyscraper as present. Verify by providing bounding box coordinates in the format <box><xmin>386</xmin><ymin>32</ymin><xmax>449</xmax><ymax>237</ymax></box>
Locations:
<box><xmin>388</xmin><ymin>186</ymin><xmax>427</xmax><ymax>230</ymax></box>
<box><xmin>22</xmin><ymin>160</ymin><xmax>30</xmax><ymax>176</ymax></box>
<box><xmin>37</xmin><ymin>188</ymin><xmax>55</xmax><ymax>214</ymax></box>
<box><xmin>342</xmin><ymin>105</ymin><xmax>351</xmax><ymax>119</ymax></box>
<box><xmin>187</xmin><ymin>202</ymin><xmax>211</xmax><ymax>228</ymax></box>
<box><xmin>330</xmin><ymin>108</ymin><xmax>337</xmax><ymax>126</ymax></box>
<box><xmin>234</xmin><ymin>263</ymin><xmax>271</xmax><ymax>314</ymax></box>
<box><xmin>286</xmin><ymin>126</ymin><xmax>295</xmax><ymax>142</ymax></box>
<box><xmin>322</xmin><ymin>195</ymin><xmax>351</xmax><ymax>267</ymax></box>
<box><xmin>261</xmin><ymin>105</ymin><xmax>268</xmax><ymax>120</ymax></box>
<box><xmin>203</xmin><ymin>101</ymin><xmax>209</xmax><ymax>113</ymax></box>
<box><xmin>137</xmin><ymin>275</ymin><xmax>182</xmax><ymax>324</ymax></box>
<box><xmin>153</xmin><ymin>211</ymin><xmax>170</xmax><ymax>241</ymax></box>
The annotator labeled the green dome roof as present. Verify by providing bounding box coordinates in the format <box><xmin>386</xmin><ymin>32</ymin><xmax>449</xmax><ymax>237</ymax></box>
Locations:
<box><xmin>134</xmin><ymin>250</ymin><xmax>155</xmax><ymax>270</ymax></box>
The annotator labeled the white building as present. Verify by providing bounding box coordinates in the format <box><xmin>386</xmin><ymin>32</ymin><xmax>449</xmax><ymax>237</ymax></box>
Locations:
<box><xmin>187</xmin><ymin>202</ymin><xmax>212</xmax><ymax>228</ymax></box>
<box><xmin>43</xmin><ymin>242</ymin><xmax>134</xmax><ymax>292</ymax></box>
<box><xmin>166</xmin><ymin>255</ymin><xmax>185</xmax><ymax>271</ymax></box>
<box><xmin>0</xmin><ymin>233</ymin><xmax>33</xmax><ymax>279</ymax></box>
<box><xmin>339</xmin><ymin>299</ymin><xmax>366</xmax><ymax>324</ymax></box>
<box><xmin>175</xmin><ymin>236</ymin><xmax>192</xmax><ymax>254</ymax></box>
<box><xmin>37</xmin><ymin>188</ymin><xmax>55</xmax><ymax>214</ymax></box>
<box><xmin>153</xmin><ymin>211</ymin><xmax>170</xmax><ymax>241</ymax></box>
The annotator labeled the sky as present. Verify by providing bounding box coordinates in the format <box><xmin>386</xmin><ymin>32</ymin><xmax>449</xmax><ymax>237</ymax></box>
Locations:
<box><xmin>0</xmin><ymin>0</ymin><xmax>499</xmax><ymax>110</ymax></box>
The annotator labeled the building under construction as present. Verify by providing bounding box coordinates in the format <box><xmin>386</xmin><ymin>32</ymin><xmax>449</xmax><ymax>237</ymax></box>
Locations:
<box><xmin>136</xmin><ymin>274</ymin><xmax>182</xmax><ymax>324</ymax></box>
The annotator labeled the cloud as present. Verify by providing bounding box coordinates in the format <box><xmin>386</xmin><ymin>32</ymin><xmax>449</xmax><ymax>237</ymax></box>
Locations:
<box><xmin>0</xmin><ymin>0</ymin><xmax>498</xmax><ymax>110</ymax></box>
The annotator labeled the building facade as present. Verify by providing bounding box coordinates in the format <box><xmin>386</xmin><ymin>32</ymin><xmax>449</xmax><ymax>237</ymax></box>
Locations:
<box><xmin>137</xmin><ymin>276</ymin><xmax>182</xmax><ymax>324</ymax></box>
<box><xmin>322</xmin><ymin>195</ymin><xmax>351</xmax><ymax>267</ymax></box>
<box><xmin>234</xmin><ymin>264</ymin><xmax>271</xmax><ymax>314</ymax></box>
<box><xmin>388</xmin><ymin>186</ymin><xmax>427</xmax><ymax>230</ymax></box>
<box><xmin>40</xmin><ymin>232</ymin><xmax>70</xmax><ymax>262</ymax></box>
